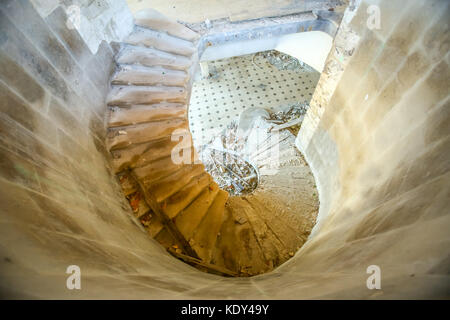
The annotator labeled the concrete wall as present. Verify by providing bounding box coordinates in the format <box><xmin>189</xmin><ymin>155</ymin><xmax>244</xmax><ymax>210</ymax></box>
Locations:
<box><xmin>0</xmin><ymin>0</ymin><xmax>449</xmax><ymax>299</ymax></box>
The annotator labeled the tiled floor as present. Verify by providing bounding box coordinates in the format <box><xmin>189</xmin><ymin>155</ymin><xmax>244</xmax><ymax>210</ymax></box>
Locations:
<box><xmin>188</xmin><ymin>52</ymin><xmax>320</xmax><ymax>146</ymax></box>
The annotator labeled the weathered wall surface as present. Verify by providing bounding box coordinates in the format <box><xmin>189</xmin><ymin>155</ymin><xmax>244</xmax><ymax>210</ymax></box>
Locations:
<box><xmin>0</xmin><ymin>0</ymin><xmax>448</xmax><ymax>299</ymax></box>
<box><xmin>0</xmin><ymin>0</ymin><xmax>206</xmax><ymax>299</ymax></box>
<box><xmin>294</xmin><ymin>0</ymin><xmax>450</xmax><ymax>298</ymax></box>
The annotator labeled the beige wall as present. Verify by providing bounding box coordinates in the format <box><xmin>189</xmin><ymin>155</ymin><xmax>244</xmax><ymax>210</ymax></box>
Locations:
<box><xmin>0</xmin><ymin>0</ymin><xmax>448</xmax><ymax>299</ymax></box>
<box><xmin>295</xmin><ymin>0</ymin><xmax>450</xmax><ymax>298</ymax></box>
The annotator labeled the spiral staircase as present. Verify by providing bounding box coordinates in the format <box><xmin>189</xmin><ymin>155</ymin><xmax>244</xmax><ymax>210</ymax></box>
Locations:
<box><xmin>106</xmin><ymin>9</ymin><xmax>318</xmax><ymax>277</ymax></box>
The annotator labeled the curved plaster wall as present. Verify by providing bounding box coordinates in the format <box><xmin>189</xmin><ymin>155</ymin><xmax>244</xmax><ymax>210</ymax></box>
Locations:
<box><xmin>0</xmin><ymin>0</ymin><xmax>449</xmax><ymax>299</ymax></box>
<box><xmin>275</xmin><ymin>31</ymin><xmax>333</xmax><ymax>72</ymax></box>
<box><xmin>199</xmin><ymin>30</ymin><xmax>333</xmax><ymax>73</ymax></box>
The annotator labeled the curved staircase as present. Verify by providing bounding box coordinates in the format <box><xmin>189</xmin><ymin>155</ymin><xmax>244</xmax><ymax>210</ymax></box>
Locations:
<box><xmin>106</xmin><ymin>9</ymin><xmax>319</xmax><ymax>277</ymax></box>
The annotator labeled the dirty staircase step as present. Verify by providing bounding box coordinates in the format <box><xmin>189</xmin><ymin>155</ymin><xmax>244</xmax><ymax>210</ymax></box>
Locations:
<box><xmin>134</xmin><ymin>8</ymin><xmax>200</xmax><ymax>42</ymax></box>
<box><xmin>126</xmin><ymin>26</ymin><xmax>196</xmax><ymax>57</ymax></box>
<box><xmin>112</xmin><ymin>64</ymin><xmax>189</xmax><ymax>87</ymax></box>
<box><xmin>116</xmin><ymin>44</ymin><xmax>192</xmax><ymax>70</ymax></box>
<box><xmin>110</xmin><ymin>133</ymin><xmax>193</xmax><ymax>172</ymax></box>
<box><xmin>174</xmin><ymin>181</ymin><xmax>220</xmax><ymax>242</ymax></box>
<box><xmin>144</xmin><ymin>164</ymin><xmax>205</xmax><ymax>203</ymax></box>
<box><xmin>107</xmin><ymin>118</ymin><xmax>188</xmax><ymax>151</ymax></box>
<box><xmin>191</xmin><ymin>189</ymin><xmax>229</xmax><ymax>263</ymax></box>
<box><xmin>162</xmin><ymin>172</ymin><xmax>212</xmax><ymax>219</ymax></box>
<box><xmin>108</xmin><ymin>103</ymin><xmax>187</xmax><ymax>127</ymax></box>
<box><xmin>107</xmin><ymin>85</ymin><xmax>187</xmax><ymax>106</ymax></box>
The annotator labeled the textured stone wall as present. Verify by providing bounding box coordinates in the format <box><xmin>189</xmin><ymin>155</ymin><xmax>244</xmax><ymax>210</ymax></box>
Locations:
<box><xmin>294</xmin><ymin>0</ymin><xmax>450</xmax><ymax>298</ymax></box>
<box><xmin>0</xmin><ymin>0</ymin><xmax>187</xmax><ymax>299</ymax></box>
<box><xmin>30</xmin><ymin>0</ymin><xmax>134</xmax><ymax>53</ymax></box>
<box><xmin>0</xmin><ymin>0</ymin><xmax>448</xmax><ymax>299</ymax></box>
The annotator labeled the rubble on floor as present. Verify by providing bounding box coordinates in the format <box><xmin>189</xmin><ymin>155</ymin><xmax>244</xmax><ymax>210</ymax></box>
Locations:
<box><xmin>268</xmin><ymin>101</ymin><xmax>309</xmax><ymax>135</ymax></box>
<box><xmin>198</xmin><ymin>101</ymin><xmax>310</xmax><ymax>194</ymax></box>
<box><xmin>201</xmin><ymin>147</ymin><xmax>258</xmax><ymax>196</ymax></box>
<box><xmin>255</xmin><ymin>50</ymin><xmax>316</xmax><ymax>73</ymax></box>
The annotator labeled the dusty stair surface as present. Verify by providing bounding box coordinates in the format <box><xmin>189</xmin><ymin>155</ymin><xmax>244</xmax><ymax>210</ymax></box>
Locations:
<box><xmin>106</xmin><ymin>9</ymin><xmax>319</xmax><ymax>277</ymax></box>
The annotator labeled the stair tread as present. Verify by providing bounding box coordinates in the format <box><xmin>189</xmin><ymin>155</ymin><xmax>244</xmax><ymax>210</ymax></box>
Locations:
<box><xmin>107</xmin><ymin>118</ymin><xmax>188</xmax><ymax>151</ymax></box>
<box><xmin>144</xmin><ymin>164</ymin><xmax>205</xmax><ymax>203</ymax></box>
<box><xmin>107</xmin><ymin>85</ymin><xmax>187</xmax><ymax>106</ymax></box>
<box><xmin>133</xmin><ymin>145</ymin><xmax>198</xmax><ymax>183</ymax></box>
<box><xmin>162</xmin><ymin>172</ymin><xmax>212</xmax><ymax>219</ymax></box>
<box><xmin>116</xmin><ymin>44</ymin><xmax>192</xmax><ymax>70</ymax></box>
<box><xmin>192</xmin><ymin>189</ymin><xmax>229</xmax><ymax>263</ymax></box>
<box><xmin>132</xmin><ymin>155</ymin><xmax>184</xmax><ymax>182</ymax></box>
<box><xmin>108</xmin><ymin>103</ymin><xmax>187</xmax><ymax>128</ymax></box>
<box><xmin>140</xmin><ymin>211</ymin><xmax>165</xmax><ymax>237</ymax></box>
<box><xmin>211</xmin><ymin>205</ymin><xmax>270</xmax><ymax>276</ymax></box>
<box><xmin>126</xmin><ymin>26</ymin><xmax>195</xmax><ymax>57</ymax></box>
<box><xmin>174</xmin><ymin>181</ymin><xmax>219</xmax><ymax>241</ymax></box>
<box><xmin>112</xmin><ymin>64</ymin><xmax>188</xmax><ymax>87</ymax></box>
<box><xmin>110</xmin><ymin>133</ymin><xmax>193</xmax><ymax>172</ymax></box>
<box><xmin>228</xmin><ymin>197</ymin><xmax>289</xmax><ymax>266</ymax></box>
<box><xmin>134</xmin><ymin>9</ymin><xmax>199</xmax><ymax>42</ymax></box>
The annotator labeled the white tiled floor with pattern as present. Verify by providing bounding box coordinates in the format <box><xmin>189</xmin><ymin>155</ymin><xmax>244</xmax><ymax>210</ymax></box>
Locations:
<box><xmin>188</xmin><ymin>53</ymin><xmax>320</xmax><ymax>146</ymax></box>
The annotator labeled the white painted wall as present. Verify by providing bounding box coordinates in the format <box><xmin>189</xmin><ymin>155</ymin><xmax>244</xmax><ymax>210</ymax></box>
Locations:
<box><xmin>275</xmin><ymin>31</ymin><xmax>333</xmax><ymax>72</ymax></box>
<box><xmin>200</xmin><ymin>30</ymin><xmax>333</xmax><ymax>72</ymax></box>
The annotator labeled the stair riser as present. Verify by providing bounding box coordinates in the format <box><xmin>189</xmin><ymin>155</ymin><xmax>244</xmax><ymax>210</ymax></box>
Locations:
<box><xmin>134</xmin><ymin>9</ymin><xmax>200</xmax><ymax>42</ymax></box>
<box><xmin>117</xmin><ymin>45</ymin><xmax>192</xmax><ymax>70</ymax></box>
<box><xmin>164</xmin><ymin>173</ymin><xmax>212</xmax><ymax>219</ymax></box>
<box><xmin>108</xmin><ymin>104</ymin><xmax>187</xmax><ymax>127</ymax></box>
<box><xmin>107</xmin><ymin>120</ymin><xmax>188</xmax><ymax>151</ymax></box>
<box><xmin>126</xmin><ymin>27</ymin><xmax>196</xmax><ymax>57</ymax></box>
<box><xmin>145</xmin><ymin>164</ymin><xmax>205</xmax><ymax>203</ymax></box>
<box><xmin>175</xmin><ymin>183</ymin><xmax>219</xmax><ymax>241</ymax></box>
<box><xmin>112</xmin><ymin>66</ymin><xmax>189</xmax><ymax>87</ymax></box>
<box><xmin>191</xmin><ymin>189</ymin><xmax>228</xmax><ymax>263</ymax></box>
<box><xmin>107</xmin><ymin>86</ymin><xmax>187</xmax><ymax>106</ymax></box>
<box><xmin>111</xmin><ymin>133</ymin><xmax>194</xmax><ymax>172</ymax></box>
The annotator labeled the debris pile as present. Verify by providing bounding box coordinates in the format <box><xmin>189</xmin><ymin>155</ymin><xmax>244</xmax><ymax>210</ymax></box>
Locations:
<box><xmin>201</xmin><ymin>147</ymin><xmax>258</xmax><ymax>196</ymax></box>
<box><xmin>268</xmin><ymin>101</ymin><xmax>310</xmax><ymax>135</ymax></box>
